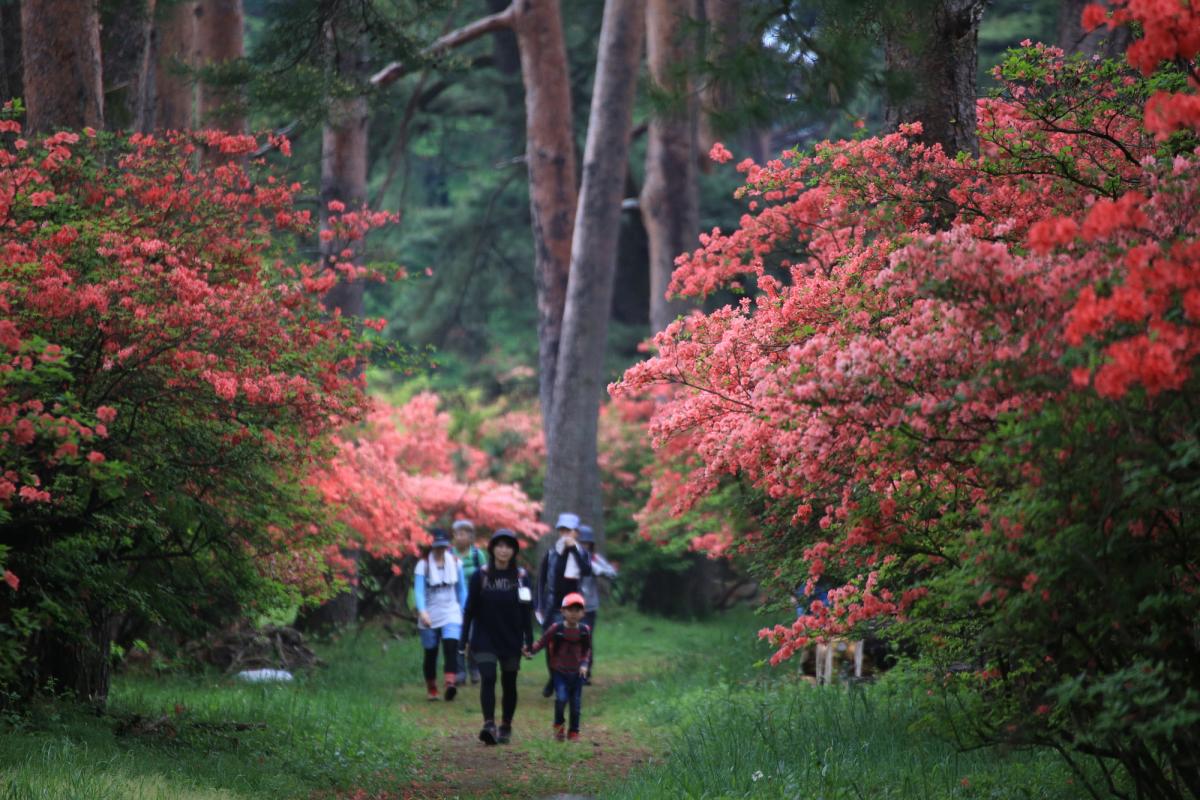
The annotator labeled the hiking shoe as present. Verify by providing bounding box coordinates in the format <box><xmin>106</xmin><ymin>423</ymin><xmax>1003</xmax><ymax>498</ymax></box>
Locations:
<box><xmin>542</xmin><ymin>680</ymin><xmax>554</xmax><ymax>698</ymax></box>
<box><xmin>425</xmin><ymin>684</ymin><xmax>440</xmax><ymax>701</ymax></box>
<box><xmin>568</xmin><ymin>731</ymin><xmax>580</xmax><ymax>742</ymax></box>
<box><xmin>497</xmin><ymin>724</ymin><xmax>512</xmax><ymax>744</ymax></box>
<box><xmin>443</xmin><ymin>673</ymin><xmax>457</xmax><ymax>702</ymax></box>
<box><xmin>479</xmin><ymin>721</ymin><xmax>498</xmax><ymax>745</ymax></box>
<box><xmin>553</xmin><ymin>723</ymin><xmax>565</xmax><ymax>742</ymax></box>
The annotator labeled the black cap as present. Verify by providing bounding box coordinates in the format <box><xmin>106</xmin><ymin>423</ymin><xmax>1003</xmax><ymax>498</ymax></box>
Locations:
<box><xmin>488</xmin><ymin>529</ymin><xmax>519</xmax><ymax>552</ymax></box>
<box><xmin>578</xmin><ymin>525</ymin><xmax>595</xmax><ymax>544</ymax></box>
<box><xmin>430</xmin><ymin>528</ymin><xmax>451</xmax><ymax>548</ymax></box>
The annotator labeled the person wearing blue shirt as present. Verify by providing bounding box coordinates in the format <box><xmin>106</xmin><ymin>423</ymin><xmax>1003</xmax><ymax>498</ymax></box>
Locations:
<box><xmin>414</xmin><ymin>528</ymin><xmax>467</xmax><ymax>701</ymax></box>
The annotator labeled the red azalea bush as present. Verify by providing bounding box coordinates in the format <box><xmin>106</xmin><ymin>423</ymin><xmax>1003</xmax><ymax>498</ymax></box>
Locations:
<box><xmin>313</xmin><ymin>392</ymin><xmax>546</xmax><ymax>575</ymax></box>
<box><xmin>615</xmin><ymin>7</ymin><xmax>1199</xmax><ymax>793</ymax></box>
<box><xmin>0</xmin><ymin>118</ymin><xmax>392</xmax><ymax>701</ymax></box>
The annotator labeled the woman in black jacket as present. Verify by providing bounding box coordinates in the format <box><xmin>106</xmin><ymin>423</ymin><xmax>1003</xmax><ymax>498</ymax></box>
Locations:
<box><xmin>461</xmin><ymin>529</ymin><xmax>534</xmax><ymax>744</ymax></box>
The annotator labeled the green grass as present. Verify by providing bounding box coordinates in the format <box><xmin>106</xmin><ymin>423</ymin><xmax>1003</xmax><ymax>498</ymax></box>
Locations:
<box><xmin>0</xmin><ymin>607</ymin><xmax>1118</xmax><ymax>799</ymax></box>
<box><xmin>0</xmin><ymin>629</ymin><xmax>420</xmax><ymax>799</ymax></box>
<box><xmin>598</xmin><ymin>619</ymin><xmax>1106</xmax><ymax>800</ymax></box>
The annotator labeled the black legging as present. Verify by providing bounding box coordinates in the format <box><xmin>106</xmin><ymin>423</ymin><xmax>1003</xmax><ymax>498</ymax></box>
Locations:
<box><xmin>478</xmin><ymin>661</ymin><xmax>518</xmax><ymax>723</ymax></box>
<box><xmin>423</xmin><ymin>637</ymin><xmax>459</xmax><ymax>681</ymax></box>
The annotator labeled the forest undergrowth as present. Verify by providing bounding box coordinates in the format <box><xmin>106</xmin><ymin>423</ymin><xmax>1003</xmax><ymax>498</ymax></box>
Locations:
<box><xmin>0</xmin><ymin>606</ymin><xmax>1117</xmax><ymax>799</ymax></box>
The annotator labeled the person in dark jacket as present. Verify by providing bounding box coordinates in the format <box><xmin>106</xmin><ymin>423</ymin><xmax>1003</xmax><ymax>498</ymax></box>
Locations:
<box><xmin>461</xmin><ymin>529</ymin><xmax>534</xmax><ymax>745</ymax></box>
<box><xmin>535</xmin><ymin>512</ymin><xmax>592</xmax><ymax>696</ymax></box>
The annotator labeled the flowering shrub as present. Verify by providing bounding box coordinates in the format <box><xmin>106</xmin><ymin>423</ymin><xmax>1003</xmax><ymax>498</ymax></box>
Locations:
<box><xmin>0</xmin><ymin>119</ymin><xmax>392</xmax><ymax>699</ymax></box>
<box><xmin>614</xmin><ymin>10</ymin><xmax>1199</xmax><ymax>793</ymax></box>
<box><xmin>312</xmin><ymin>392</ymin><xmax>545</xmax><ymax>577</ymax></box>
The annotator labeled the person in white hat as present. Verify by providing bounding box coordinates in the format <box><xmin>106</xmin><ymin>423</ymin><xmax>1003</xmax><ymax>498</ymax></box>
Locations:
<box><xmin>534</xmin><ymin>512</ymin><xmax>592</xmax><ymax>697</ymax></box>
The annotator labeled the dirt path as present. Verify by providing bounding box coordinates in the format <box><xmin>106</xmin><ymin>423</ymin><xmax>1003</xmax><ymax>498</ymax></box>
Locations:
<box><xmin>387</xmin><ymin>668</ymin><xmax>652</xmax><ymax>799</ymax></box>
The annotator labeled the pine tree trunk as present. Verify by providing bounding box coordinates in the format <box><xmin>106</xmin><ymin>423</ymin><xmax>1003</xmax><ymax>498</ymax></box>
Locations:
<box><xmin>513</xmin><ymin>0</ymin><xmax>578</xmax><ymax>448</ymax></box>
<box><xmin>542</xmin><ymin>0</ymin><xmax>646</xmax><ymax>549</ymax></box>
<box><xmin>697</xmin><ymin>0</ymin><xmax>737</xmax><ymax>160</ymax></box>
<box><xmin>1057</xmin><ymin>0</ymin><xmax>1130</xmax><ymax>58</ymax></box>
<box><xmin>297</xmin><ymin>26</ymin><xmax>370</xmax><ymax>634</ymax></box>
<box><xmin>641</xmin><ymin>0</ymin><xmax>698</xmax><ymax>335</ymax></box>
<box><xmin>195</xmin><ymin>0</ymin><xmax>243</xmax><ymax>132</ymax></box>
<box><xmin>19</xmin><ymin>0</ymin><xmax>104</xmax><ymax>132</ymax></box>
<box><xmin>0</xmin><ymin>2</ymin><xmax>23</xmax><ymax>106</ymax></box>
<box><xmin>883</xmin><ymin>0</ymin><xmax>985</xmax><ymax>158</ymax></box>
<box><xmin>153</xmin><ymin>0</ymin><xmax>199</xmax><ymax>130</ymax></box>
<box><xmin>101</xmin><ymin>0</ymin><xmax>158</xmax><ymax>131</ymax></box>
<box><xmin>27</xmin><ymin>606</ymin><xmax>112</xmax><ymax>707</ymax></box>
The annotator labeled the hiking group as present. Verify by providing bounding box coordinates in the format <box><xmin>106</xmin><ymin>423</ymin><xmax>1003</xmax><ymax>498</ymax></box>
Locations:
<box><xmin>411</xmin><ymin>513</ymin><xmax>618</xmax><ymax>745</ymax></box>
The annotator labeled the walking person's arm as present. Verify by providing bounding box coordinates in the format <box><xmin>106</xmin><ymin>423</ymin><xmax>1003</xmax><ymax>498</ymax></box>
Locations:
<box><xmin>576</xmin><ymin>545</ymin><xmax>593</xmax><ymax>577</ymax></box>
<box><xmin>520</xmin><ymin>571</ymin><xmax>534</xmax><ymax>650</ymax></box>
<box><xmin>593</xmin><ymin>553</ymin><xmax>618</xmax><ymax>579</ymax></box>
<box><xmin>461</xmin><ymin>571</ymin><xmax>481</xmax><ymax>658</ymax></box>
<box><xmin>525</xmin><ymin>623</ymin><xmax>554</xmax><ymax>657</ymax></box>
<box><xmin>413</xmin><ymin>562</ymin><xmax>431</xmax><ymax>628</ymax></box>
<box><xmin>455</xmin><ymin>561</ymin><xmax>467</xmax><ymax>610</ymax></box>
<box><xmin>535</xmin><ymin>552</ymin><xmax>549</xmax><ymax>624</ymax></box>
<box><xmin>580</xmin><ymin>627</ymin><xmax>592</xmax><ymax>678</ymax></box>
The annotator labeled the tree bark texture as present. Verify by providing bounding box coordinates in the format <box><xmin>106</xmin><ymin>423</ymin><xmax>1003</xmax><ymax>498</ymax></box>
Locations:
<box><xmin>883</xmin><ymin>0</ymin><xmax>985</xmax><ymax>159</ymax></box>
<box><xmin>1057</xmin><ymin>0</ymin><xmax>1131</xmax><ymax>58</ymax></box>
<box><xmin>101</xmin><ymin>0</ymin><xmax>158</xmax><ymax>131</ymax></box>
<box><xmin>19</xmin><ymin>0</ymin><xmax>104</xmax><ymax>132</ymax></box>
<box><xmin>295</xmin><ymin>548</ymin><xmax>363</xmax><ymax>633</ymax></box>
<box><xmin>26</xmin><ymin>607</ymin><xmax>112</xmax><ymax>706</ymax></box>
<box><xmin>369</xmin><ymin>1</ymin><xmax>577</xmax><ymax>450</ymax></box>
<box><xmin>195</xmin><ymin>0</ymin><xmax>243</xmax><ymax>132</ymax></box>
<box><xmin>513</xmin><ymin>0</ymin><xmax>578</xmax><ymax>448</ymax></box>
<box><xmin>153</xmin><ymin>0</ymin><xmax>199</xmax><ymax>130</ymax></box>
<box><xmin>641</xmin><ymin>0</ymin><xmax>698</xmax><ymax>335</ymax></box>
<box><xmin>299</xmin><ymin>27</ymin><xmax>371</xmax><ymax>633</ymax></box>
<box><xmin>697</xmin><ymin>0</ymin><xmax>737</xmax><ymax>161</ymax></box>
<box><xmin>318</xmin><ymin>31</ymin><xmax>370</xmax><ymax>331</ymax></box>
<box><xmin>0</xmin><ymin>2</ymin><xmax>23</xmax><ymax>106</ymax></box>
<box><xmin>542</xmin><ymin>0</ymin><xmax>645</xmax><ymax>549</ymax></box>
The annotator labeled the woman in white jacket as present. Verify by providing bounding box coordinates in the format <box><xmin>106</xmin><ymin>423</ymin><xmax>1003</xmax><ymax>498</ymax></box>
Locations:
<box><xmin>413</xmin><ymin>528</ymin><xmax>467</xmax><ymax>701</ymax></box>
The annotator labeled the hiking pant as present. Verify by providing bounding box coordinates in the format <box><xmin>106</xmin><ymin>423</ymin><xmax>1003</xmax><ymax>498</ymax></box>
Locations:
<box><xmin>552</xmin><ymin>670</ymin><xmax>584</xmax><ymax>733</ymax></box>
<box><xmin>418</xmin><ymin>625</ymin><xmax>460</xmax><ymax>681</ymax></box>
<box><xmin>476</xmin><ymin>655</ymin><xmax>520</xmax><ymax>723</ymax></box>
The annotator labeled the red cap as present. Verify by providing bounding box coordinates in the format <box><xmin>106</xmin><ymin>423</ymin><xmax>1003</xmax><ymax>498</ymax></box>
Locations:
<box><xmin>561</xmin><ymin>592</ymin><xmax>586</xmax><ymax>609</ymax></box>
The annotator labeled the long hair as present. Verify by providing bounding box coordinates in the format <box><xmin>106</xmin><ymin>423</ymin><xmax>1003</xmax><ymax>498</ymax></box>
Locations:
<box><xmin>486</xmin><ymin>535</ymin><xmax>520</xmax><ymax>571</ymax></box>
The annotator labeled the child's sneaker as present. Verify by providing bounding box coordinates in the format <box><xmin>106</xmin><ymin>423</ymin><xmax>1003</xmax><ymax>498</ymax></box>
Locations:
<box><xmin>479</xmin><ymin>721</ymin><xmax>498</xmax><ymax>745</ymax></box>
<box><xmin>443</xmin><ymin>673</ymin><xmax>457</xmax><ymax>702</ymax></box>
<box><xmin>425</xmin><ymin>679</ymin><xmax>440</xmax><ymax>701</ymax></box>
<box><xmin>497</xmin><ymin>723</ymin><xmax>512</xmax><ymax>744</ymax></box>
<box><xmin>567</xmin><ymin>731</ymin><xmax>580</xmax><ymax>742</ymax></box>
<box><xmin>553</xmin><ymin>723</ymin><xmax>565</xmax><ymax>742</ymax></box>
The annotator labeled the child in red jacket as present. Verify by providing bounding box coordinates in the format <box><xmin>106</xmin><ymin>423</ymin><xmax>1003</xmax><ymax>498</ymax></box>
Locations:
<box><xmin>525</xmin><ymin>592</ymin><xmax>591</xmax><ymax>741</ymax></box>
